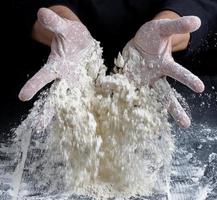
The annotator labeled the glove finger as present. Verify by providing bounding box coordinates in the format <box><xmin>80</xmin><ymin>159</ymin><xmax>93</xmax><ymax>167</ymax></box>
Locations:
<box><xmin>159</xmin><ymin>16</ymin><xmax>201</xmax><ymax>37</ymax></box>
<box><xmin>153</xmin><ymin>78</ymin><xmax>190</xmax><ymax>128</ymax></box>
<box><xmin>19</xmin><ymin>67</ymin><xmax>57</xmax><ymax>101</ymax></box>
<box><xmin>168</xmin><ymin>94</ymin><xmax>191</xmax><ymax>128</ymax></box>
<box><xmin>37</xmin><ymin>8</ymin><xmax>68</xmax><ymax>34</ymax></box>
<box><xmin>162</xmin><ymin>60</ymin><xmax>205</xmax><ymax>93</ymax></box>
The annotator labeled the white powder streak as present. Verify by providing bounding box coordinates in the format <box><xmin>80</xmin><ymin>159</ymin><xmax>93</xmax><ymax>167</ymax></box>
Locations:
<box><xmin>11</xmin><ymin>130</ymin><xmax>32</xmax><ymax>200</ymax></box>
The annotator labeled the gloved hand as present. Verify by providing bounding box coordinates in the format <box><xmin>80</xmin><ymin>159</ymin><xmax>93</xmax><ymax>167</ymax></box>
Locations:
<box><xmin>18</xmin><ymin>8</ymin><xmax>96</xmax><ymax>101</ymax></box>
<box><xmin>18</xmin><ymin>8</ymin><xmax>104</xmax><ymax>131</ymax></box>
<box><xmin>121</xmin><ymin>16</ymin><xmax>205</xmax><ymax>128</ymax></box>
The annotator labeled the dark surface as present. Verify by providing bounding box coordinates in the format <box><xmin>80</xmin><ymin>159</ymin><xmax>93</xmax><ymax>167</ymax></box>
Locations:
<box><xmin>169</xmin><ymin>77</ymin><xmax>217</xmax><ymax>199</ymax></box>
<box><xmin>0</xmin><ymin>76</ymin><xmax>216</xmax><ymax>199</ymax></box>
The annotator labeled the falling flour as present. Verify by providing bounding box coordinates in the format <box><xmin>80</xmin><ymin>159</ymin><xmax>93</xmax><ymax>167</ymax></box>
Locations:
<box><xmin>13</xmin><ymin>39</ymin><xmax>175</xmax><ymax>199</ymax></box>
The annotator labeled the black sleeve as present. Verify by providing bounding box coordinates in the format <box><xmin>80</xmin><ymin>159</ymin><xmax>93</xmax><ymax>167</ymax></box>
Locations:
<box><xmin>158</xmin><ymin>0</ymin><xmax>217</xmax><ymax>56</ymax></box>
<box><xmin>14</xmin><ymin>0</ymin><xmax>77</xmax><ymax>40</ymax></box>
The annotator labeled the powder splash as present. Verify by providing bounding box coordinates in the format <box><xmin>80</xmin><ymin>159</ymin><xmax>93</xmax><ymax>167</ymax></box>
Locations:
<box><xmin>10</xmin><ymin>39</ymin><xmax>175</xmax><ymax>199</ymax></box>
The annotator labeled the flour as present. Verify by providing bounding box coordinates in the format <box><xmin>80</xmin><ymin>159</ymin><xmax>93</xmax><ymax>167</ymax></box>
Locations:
<box><xmin>13</xmin><ymin>39</ymin><xmax>175</xmax><ymax>199</ymax></box>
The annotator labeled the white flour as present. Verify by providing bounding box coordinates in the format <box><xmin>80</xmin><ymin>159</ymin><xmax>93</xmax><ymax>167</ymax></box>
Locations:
<box><xmin>12</xmin><ymin>39</ymin><xmax>175</xmax><ymax>199</ymax></box>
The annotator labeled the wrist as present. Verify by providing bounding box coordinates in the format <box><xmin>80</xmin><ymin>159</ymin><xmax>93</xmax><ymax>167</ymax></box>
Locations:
<box><xmin>48</xmin><ymin>5</ymin><xmax>79</xmax><ymax>21</ymax></box>
<box><xmin>154</xmin><ymin>11</ymin><xmax>190</xmax><ymax>52</ymax></box>
<box><xmin>154</xmin><ymin>10</ymin><xmax>181</xmax><ymax>20</ymax></box>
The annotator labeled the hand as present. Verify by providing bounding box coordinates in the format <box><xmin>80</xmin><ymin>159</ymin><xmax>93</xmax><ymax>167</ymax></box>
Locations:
<box><xmin>18</xmin><ymin>8</ymin><xmax>102</xmax><ymax>131</ymax></box>
<box><xmin>18</xmin><ymin>8</ymin><xmax>96</xmax><ymax>101</ymax></box>
<box><xmin>121</xmin><ymin>16</ymin><xmax>205</xmax><ymax>128</ymax></box>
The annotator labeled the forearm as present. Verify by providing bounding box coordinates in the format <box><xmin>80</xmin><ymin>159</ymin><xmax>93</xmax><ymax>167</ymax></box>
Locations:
<box><xmin>32</xmin><ymin>5</ymin><xmax>80</xmax><ymax>46</ymax></box>
<box><xmin>154</xmin><ymin>11</ymin><xmax>190</xmax><ymax>52</ymax></box>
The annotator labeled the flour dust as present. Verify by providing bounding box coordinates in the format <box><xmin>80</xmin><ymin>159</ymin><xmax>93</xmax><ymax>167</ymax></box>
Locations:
<box><xmin>2</xmin><ymin>40</ymin><xmax>176</xmax><ymax>199</ymax></box>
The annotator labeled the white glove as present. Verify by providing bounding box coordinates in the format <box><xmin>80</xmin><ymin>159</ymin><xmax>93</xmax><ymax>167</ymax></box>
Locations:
<box><xmin>18</xmin><ymin>8</ymin><xmax>104</xmax><ymax>131</ymax></box>
<box><xmin>19</xmin><ymin>8</ymin><xmax>96</xmax><ymax>101</ymax></box>
<box><xmin>122</xmin><ymin>16</ymin><xmax>205</xmax><ymax>128</ymax></box>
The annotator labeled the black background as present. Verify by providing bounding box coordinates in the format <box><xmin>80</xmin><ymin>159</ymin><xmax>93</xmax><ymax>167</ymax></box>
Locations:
<box><xmin>1</xmin><ymin>2</ymin><xmax>217</xmax><ymax>136</ymax></box>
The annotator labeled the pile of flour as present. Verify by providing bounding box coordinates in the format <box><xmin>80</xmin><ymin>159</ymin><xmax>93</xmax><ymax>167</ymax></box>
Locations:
<box><xmin>13</xmin><ymin>39</ymin><xmax>175</xmax><ymax>199</ymax></box>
